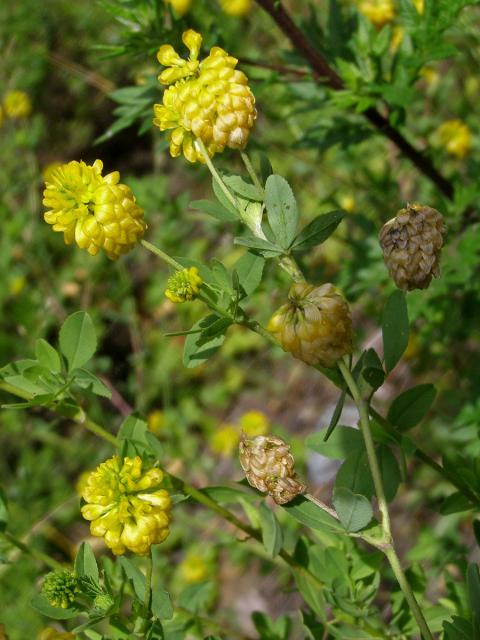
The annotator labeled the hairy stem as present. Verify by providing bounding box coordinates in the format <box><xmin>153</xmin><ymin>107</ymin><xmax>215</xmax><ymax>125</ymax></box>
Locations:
<box><xmin>141</xmin><ymin>240</ymin><xmax>184</xmax><ymax>270</ymax></box>
<box><xmin>337</xmin><ymin>357</ymin><xmax>434</xmax><ymax>640</ymax></box>
<box><xmin>240</xmin><ymin>151</ymin><xmax>264</xmax><ymax>191</ymax></box>
<box><xmin>253</xmin><ymin>0</ymin><xmax>454</xmax><ymax>200</ymax></box>
<box><xmin>195</xmin><ymin>139</ymin><xmax>239</xmax><ymax>210</ymax></box>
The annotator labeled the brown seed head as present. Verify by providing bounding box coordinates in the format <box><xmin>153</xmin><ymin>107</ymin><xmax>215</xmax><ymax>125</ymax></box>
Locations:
<box><xmin>379</xmin><ymin>203</ymin><xmax>446</xmax><ymax>291</ymax></box>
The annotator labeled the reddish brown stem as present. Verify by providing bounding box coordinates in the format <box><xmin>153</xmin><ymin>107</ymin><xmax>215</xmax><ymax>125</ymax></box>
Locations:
<box><xmin>254</xmin><ymin>0</ymin><xmax>454</xmax><ymax>200</ymax></box>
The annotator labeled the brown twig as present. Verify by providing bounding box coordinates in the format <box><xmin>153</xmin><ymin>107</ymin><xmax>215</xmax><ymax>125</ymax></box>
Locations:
<box><xmin>47</xmin><ymin>51</ymin><xmax>116</xmax><ymax>95</ymax></box>
<box><xmin>238</xmin><ymin>56</ymin><xmax>309</xmax><ymax>77</ymax></box>
<box><xmin>254</xmin><ymin>0</ymin><xmax>455</xmax><ymax>201</ymax></box>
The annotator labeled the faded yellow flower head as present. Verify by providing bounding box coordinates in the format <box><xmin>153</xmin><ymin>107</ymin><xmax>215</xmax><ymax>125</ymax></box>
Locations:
<box><xmin>153</xmin><ymin>29</ymin><xmax>256</xmax><ymax>162</ymax></box>
<box><xmin>43</xmin><ymin>160</ymin><xmax>146</xmax><ymax>259</ymax></box>
<box><xmin>221</xmin><ymin>0</ymin><xmax>252</xmax><ymax>16</ymax></box>
<box><xmin>268</xmin><ymin>283</ymin><xmax>352</xmax><ymax>368</ymax></box>
<box><xmin>165</xmin><ymin>0</ymin><xmax>193</xmax><ymax>15</ymax></box>
<box><xmin>81</xmin><ymin>456</ymin><xmax>171</xmax><ymax>555</ymax></box>
<box><xmin>210</xmin><ymin>424</ymin><xmax>239</xmax><ymax>456</ymax></box>
<box><xmin>239</xmin><ymin>410</ymin><xmax>270</xmax><ymax>437</ymax></box>
<box><xmin>165</xmin><ymin>266</ymin><xmax>202</xmax><ymax>302</ymax></box>
<box><xmin>434</xmin><ymin>119</ymin><xmax>472</xmax><ymax>159</ymax></box>
<box><xmin>356</xmin><ymin>0</ymin><xmax>395</xmax><ymax>28</ymax></box>
<box><xmin>3</xmin><ymin>90</ymin><xmax>32</xmax><ymax>119</ymax></box>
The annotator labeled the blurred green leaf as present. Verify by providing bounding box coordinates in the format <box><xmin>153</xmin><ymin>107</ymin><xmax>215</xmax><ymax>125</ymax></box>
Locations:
<box><xmin>387</xmin><ymin>384</ymin><xmax>436</xmax><ymax>431</ymax></box>
<box><xmin>306</xmin><ymin>426</ymin><xmax>363</xmax><ymax>459</ymax></box>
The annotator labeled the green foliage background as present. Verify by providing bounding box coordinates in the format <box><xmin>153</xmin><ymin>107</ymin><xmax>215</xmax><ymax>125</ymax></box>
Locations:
<box><xmin>2</xmin><ymin>0</ymin><xmax>480</xmax><ymax>638</ymax></box>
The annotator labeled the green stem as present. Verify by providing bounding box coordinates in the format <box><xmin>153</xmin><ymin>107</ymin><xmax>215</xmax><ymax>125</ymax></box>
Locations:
<box><xmin>337</xmin><ymin>358</ymin><xmax>391</xmax><ymax>536</ymax></box>
<box><xmin>385</xmin><ymin>548</ymin><xmax>434</xmax><ymax>640</ymax></box>
<box><xmin>279</xmin><ymin>255</ymin><xmax>306</xmax><ymax>283</ymax></box>
<box><xmin>240</xmin><ymin>151</ymin><xmax>264</xmax><ymax>192</ymax></box>
<box><xmin>1</xmin><ymin>531</ymin><xmax>63</xmax><ymax>571</ymax></box>
<box><xmin>143</xmin><ymin>548</ymin><xmax>153</xmax><ymax>615</ymax></box>
<box><xmin>77</xmin><ymin>411</ymin><xmax>119</xmax><ymax>447</ymax></box>
<box><xmin>141</xmin><ymin>240</ymin><xmax>184</xmax><ymax>271</ymax></box>
<box><xmin>195</xmin><ymin>139</ymin><xmax>239</xmax><ymax>210</ymax></box>
<box><xmin>337</xmin><ymin>357</ymin><xmax>434</xmax><ymax>640</ymax></box>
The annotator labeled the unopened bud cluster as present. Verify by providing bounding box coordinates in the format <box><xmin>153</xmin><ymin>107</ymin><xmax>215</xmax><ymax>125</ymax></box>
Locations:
<box><xmin>379</xmin><ymin>203</ymin><xmax>446</xmax><ymax>291</ymax></box>
<box><xmin>165</xmin><ymin>267</ymin><xmax>202</xmax><ymax>302</ymax></box>
<box><xmin>41</xmin><ymin>570</ymin><xmax>78</xmax><ymax>609</ymax></box>
<box><xmin>153</xmin><ymin>29</ymin><xmax>256</xmax><ymax>162</ymax></box>
<box><xmin>268</xmin><ymin>283</ymin><xmax>352</xmax><ymax>368</ymax></box>
<box><xmin>239</xmin><ymin>435</ymin><xmax>306</xmax><ymax>504</ymax></box>
<box><xmin>81</xmin><ymin>456</ymin><xmax>171</xmax><ymax>555</ymax></box>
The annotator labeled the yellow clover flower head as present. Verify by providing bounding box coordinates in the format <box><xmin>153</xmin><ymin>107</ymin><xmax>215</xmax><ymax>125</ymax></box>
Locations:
<box><xmin>37</xmin><ymin>630</ymin><xmax>76</xmax><ymax>640</ymax></box>
<box><xmin>41</xmin><ymin>570</ymin><xmax>79</xmax><ymax>609</ymax></box>
<box><xmin>239</xmin><ymin>410</ymin><xmax>270</xmax><ymax>437</ymax></box>
<box><xmin>81</xmin><ymin>456</ymin><xmax>172</xmax><ymax>555</ymax></box>
<box><xmin>210</xmin><ymin>424</ymin><xmax>239</xmax><ymax>456</ymax></box>
<box><xmin>220</xmin><ymin>0</ymin><xmax>252</xmax><ymax>16</ymax></box>
<box><xmin>3</xmin><ymin>90</ymin><xmax>32</xmax><ymax>119</ymax></box>
<box><xmin>153</xmin><ymin>29</ymin><xmax>257</xmax><ymax>163</ymax></box>
<box><xmin>165</xmin><ymin>266</ymin><xmax>202</xmax><ymax>302</ymax></box>
<box><xmin>164</xmin><ymin>0</ymin><xmax>193</xmax><ymax>16</ymax></box>
<box><xmin>434</xmin><ymin>119</ymin><xmax>472</xmax><ymax>159</ymax></box>
<box><xmin>356</xmin><ymin>0</ymin><xmax>396</xmax><ymax>28</ymax></box>
<box><xmin>43</xmin><ymin>160</ymin><xmax>146</xmax><ymax>259</ymax></box>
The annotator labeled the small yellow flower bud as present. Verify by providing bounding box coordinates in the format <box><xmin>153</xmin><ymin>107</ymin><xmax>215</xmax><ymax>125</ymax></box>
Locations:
<box><xmin>165</xmin><ymin>267</ymin><xmax>202</xmax><ymax>302</ymax></box>
<box><xmin>356</xmin><ymin>0</ymin><xmax>395</xmax><ymax>28</ymax></box>
<box><xmin>433</xmin><ymin>119</ymin><xmax>472</xmax><ymax>159</ymax></box>
<box><xmin>239</xmin><ymin>435</ymin><xmax>306</xmax><ymax>505</ymax></box>
<box><xmin>267</xmin><ymin>283</ymin><xmax>353</xmax><ymax>368</ymax></box>
<box><xmin>220</xmin><ymin>0</ymin><xmax>252</xmax><ymax>16</ymax></box>
<box><xmin>43</xmin><ymin>160</ymin><xmax>146</xmax><ymax>259</ymax></box>
<box><xmin>379</xmin><ymin>203</ymin><xmax>446</xmax><ymax>291</ymax></box>
<box><xmin>3</xmin><ymin>90</ymin><xmax>32</xmax><ymax>119</ymax></box>
<box><xmin>81</xmin><ymin>456</ymin><xmax>172</xmax><ymax>555</ymax></box>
